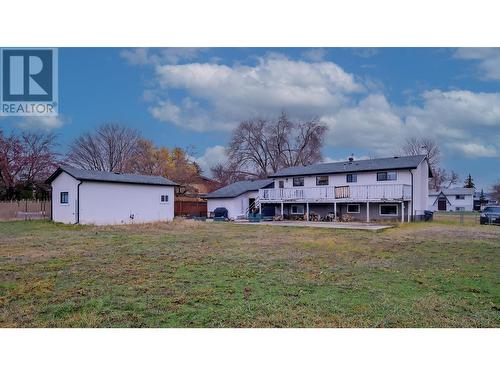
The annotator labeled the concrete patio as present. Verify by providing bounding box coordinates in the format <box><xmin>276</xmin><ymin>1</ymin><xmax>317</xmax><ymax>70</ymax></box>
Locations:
<box><xmin>232</xmin><ymin>220</ymin><xmax>392</xmax><ymax>231</ymax></box>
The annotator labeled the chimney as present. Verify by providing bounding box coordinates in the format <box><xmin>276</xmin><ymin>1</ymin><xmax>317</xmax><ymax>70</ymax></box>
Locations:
<box><xmin>348</xmin><ymin>154</ymin><xmax>354</xmax><ymax>163</ymax></box>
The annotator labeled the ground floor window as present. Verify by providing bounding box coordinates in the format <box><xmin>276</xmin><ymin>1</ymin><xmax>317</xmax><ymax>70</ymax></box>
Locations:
<box><xmin>347</xmin><ymin>204</ymin><xmax>360</xmax><ymax>213</ymax></box>
<box><xmin>60</xmin><ymin>192</ymin><xmax>68</xmax><ymax>204</ymax></box>
<box><xmin>160</xmin><ymin>195</ymin><xmax>169</xmax><ymax>203</ymax></box>
<box><xmin>455</xmin><ymin>207</ymin><xmax>465</xmax><ymax>211</ymax></box>
<box><xmin>291</xmin><ymin>204</ymin><xmax>304</xmax><ymax>214</ymax></box>
<box><xmin>379</xmin><ymin>204</ymin><xmax>398</xmax><ymax>216</ymax></box>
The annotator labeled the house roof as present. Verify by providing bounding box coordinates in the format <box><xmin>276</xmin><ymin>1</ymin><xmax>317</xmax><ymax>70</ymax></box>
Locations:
<box><xmin>46</xmin><ymin>166</ymin><xmax>179</xmax><ymax>186</ymax></box>
<box><xmin>205</xmin><ymin>179</ymin><xmax>274</xmax><ymax>199</ymax></box>
<box><xmin>269</xmin><ymin>155</ymin><xmax>429</xmax><ymax>178</ymax></box>
<box><xmin>429</xmin><ymin>187</ymin><xmax>474</xmax><ymax>196</ymax></box>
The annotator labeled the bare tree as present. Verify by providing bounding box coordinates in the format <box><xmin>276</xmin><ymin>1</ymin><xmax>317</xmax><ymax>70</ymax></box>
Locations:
<box><xmin>21</xmin><ymin>132</ymin><xmax>58</xmax><ymax>183</ymax></box>
<box><xmin>400</xmin><ymin>136</ymin><xmax>440</xmax><ymax>170</ymax></box>
<box><xmin>399</xmin><ymin>136</ymin><xmax>460</xmax><ymax>190</ymax></box>
<box><xmin>0</xmin><ymin>130</ymin><xmax>58</xmax><ymax>199</ymax></box>
<box><xmin>492</xmin><ymin>180</ymin><xmax>500</xmax><ymax>204</ymax></box>
<box><xmin>224</xmin><ymin>112</ymin><xmax>327</xmax><ymax>179</ymax></box>
<box><xmin>210</xmin><ymin>162</ymin><xmax>248</xmax><ymax>187</ymax></box>
<box><xmin>66</xmin><ymin>123</ymin><xmax>142</xmax><ymax>172</ymax></box>
<box><xmin>429</xmin><ymin>168</ymin><xmax>459</xmax><ymax>190</ymax></box>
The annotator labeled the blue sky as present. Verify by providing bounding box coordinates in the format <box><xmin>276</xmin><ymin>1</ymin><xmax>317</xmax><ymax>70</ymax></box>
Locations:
<box><xmin>1</xmin><ymin>47</ymin><xmax>499</xmax><ymax>190</ymax></box>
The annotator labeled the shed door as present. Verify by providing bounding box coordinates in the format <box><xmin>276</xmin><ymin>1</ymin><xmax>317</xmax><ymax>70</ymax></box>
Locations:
<box><xmin>438</xmin><ymin>198</ymin><xmax>447</xmax><ymax>211</ymax></box>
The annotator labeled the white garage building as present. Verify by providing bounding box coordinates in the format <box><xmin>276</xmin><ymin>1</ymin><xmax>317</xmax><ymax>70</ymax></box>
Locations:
<box><xmin>46</xmin><ymin>166</ymin><xmax>178</xmax><ymax>225</ymax></box>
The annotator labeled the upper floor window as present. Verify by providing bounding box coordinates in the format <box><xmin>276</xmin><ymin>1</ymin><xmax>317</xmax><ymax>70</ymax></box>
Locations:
<box><xmin>346</xmin><ymin>173</ymin><xmax>357</xmax><ymax>183</ymax></box>
<box><xmin>278</xmin><ymin>180</ymin><xmax>284</xmax><ymax>189</ymax></box>
<box><xmin>160</xmin><ymin>194</ymin><xmax>169</xmax><ymax>203</ymax></box>
<box><xmin>293</xmin><ymin>177</ymin><xmax>304</xmax><ymax>187</ymax></box>
<box><xmin>60</xmin><ymin>192</ymin><xmax>68</xmax><ymax>204</ymax></box>
<box><xmin>316</xmin><ymin>176</ymin><xmax>329</xmax><ymax>186</ymax></box>
<box><xmin>455</xmin><ymin>195</ymin><xmax>465</xmax><ymax>200</ymax></box>
<box><xmin>377</xmin><ymin>171</ymin><xmax>397</xmax><ymax>181</ymax></box>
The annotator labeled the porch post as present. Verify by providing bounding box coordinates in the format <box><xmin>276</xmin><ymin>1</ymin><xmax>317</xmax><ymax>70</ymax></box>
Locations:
<box><xmin>259</xmin><ymin>203</ymin><xmax>262</xmax><ymax>215</ymax></box>
<box><xmin>407</xmin><ymin>201</ymin><xmax>410</xmax><ymax>222</ymax></box>
<box><xmin>366</xmin><ymin>201</ymin><xmax>370</xmax><ymax>222</ymax></box>
<box><xmin>401</xmin><ymin>201</ymin><xmax>404</xmax><ymax>223</ymax></box>
<box><xmin>280</xmin><ymin>202</ymin><xmax>284</xmax><ymax>217</ymax></box>
<box><xmin>334</xmin><ymin>202</ymin><xmax>337</xmax><ymax>220</ymax></box>
<box><xmin>306</xmin><ymin>202</ymin><xmax>309</xmax><ymax>221</ymax></box>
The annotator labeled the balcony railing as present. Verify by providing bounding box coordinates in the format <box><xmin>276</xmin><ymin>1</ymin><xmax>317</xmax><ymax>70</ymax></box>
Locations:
<box><xmin>259</xmin><ymin>184</ymin><xmax>412</xmax><ymax>202</ymax></box>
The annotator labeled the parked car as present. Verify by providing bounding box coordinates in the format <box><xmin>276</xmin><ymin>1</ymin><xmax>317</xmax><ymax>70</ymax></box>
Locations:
<box><xmin>480</xmin><ymin>206</ymin><xmax>500</xmax><ymax>225</ymax></box>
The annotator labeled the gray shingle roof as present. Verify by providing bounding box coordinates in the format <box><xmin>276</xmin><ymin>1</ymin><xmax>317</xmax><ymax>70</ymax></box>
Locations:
<box><xmin>206</xmin><ymin>179</ymin><xmax>274</xmax><ymax>198</ymax></box>
<box><xmin>269</xmin><ymin>155</ymin><xmax>428</xmax><ymax>177</ymax></box>
<box><xmin>46</xmin><ymin>166</ymin><xmax>178</xmax><ymax>186</ymax></box>
<box><xmin>429</xmin><ymin>187</ymin><xmax>474</xmax><ymax>196</ymax></box>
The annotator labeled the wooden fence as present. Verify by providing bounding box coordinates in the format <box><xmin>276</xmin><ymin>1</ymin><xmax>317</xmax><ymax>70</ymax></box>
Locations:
<box><xmin>0</xmin><ymin>200</ymin><xmax>51</xmax><ymax>221</ymax></box>
<box><xmin>174</xmin><ymin>200</ymin><xmax>207</xmax><ymax>217</ymax></box>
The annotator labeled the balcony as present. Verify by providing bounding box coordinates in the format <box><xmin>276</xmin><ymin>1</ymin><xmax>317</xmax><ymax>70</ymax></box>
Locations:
<box><xmin>259</xmin><ymin>184</ymin><xmax>412</xmax><ymax>202</ymax></box>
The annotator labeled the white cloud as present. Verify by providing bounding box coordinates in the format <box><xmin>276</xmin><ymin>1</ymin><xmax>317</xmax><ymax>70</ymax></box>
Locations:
<box><xmin>120</xmin><ymin>48</ymin><xmax>152</xmax><ymax>65</ymax></box>
<box><xmin>16</xmin><ymin>115</ymin><xmax>66</xmax><ymax>130</ymax></box>
<box><xmin>454</xmin><ymin>48</ymin><xmax>500</xmax><ymax>80</ymax></box>
<box><xmin>301</xmin><ymin>48</ymin><xmax>328</xmax><ymax>62</ymax></box>
<box><xmin>321</xmin><ymin>94</ymin><xmax>405</xmax><ymax>154</ymax></box>
<box><xmin>128</xmin><ymin>49</ymin><xmax>500</xmax><ymax>160</ymax></box>
<box><xmin>121</xmin><ymin>48</ymin><xmax>208</xmax><ymax>66</ymax></box>
<box><xmin>322</xmin><ymin>90</ymin><xmax>500</xmax><ymax>158</ymax></box>
<box><xmin>150</xmin><ymin>55</ymin><xmax>363</xmax><ymax>131</ymax></box>
<box><xmin>351</xmin><ymin>48</ymin><xmax>379</xmax><ymax>58</ymax></box>
<box><xmin>454</xmin><ymin>143</ymin><xmax>498</xmax><ymax>158</ymax></box>
<box><xmin>191</xmin><ymin>145</ymin><xmax>227</xmax><ymax>174</ymax></box>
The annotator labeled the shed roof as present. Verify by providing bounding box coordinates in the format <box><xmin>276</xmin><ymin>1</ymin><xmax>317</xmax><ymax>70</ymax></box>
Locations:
<box><xmin>46</xmin><ymin>166</ymin><xmax>178</xmax><ymax>186</ymax></box>
<box><xmin>269</xmin><ymin>155</ymin><xmax>429</xmax><ymax>177</ymax></box>
<box><xmin>205</xmin><ymin>179</ymin><xmax>274</xmax><ymax>199</ymax></box>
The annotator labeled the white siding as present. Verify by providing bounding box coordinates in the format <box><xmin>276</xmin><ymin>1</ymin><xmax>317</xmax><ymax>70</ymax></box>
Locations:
<box><xmin>275</xmin><ymin>170</ymin><xmax>412</xmax><ymax>190</ymax></box>
<box><xmin>50</xmin><ymin>171</ymin><xmax>175</xmax><ymax>225</ymax></box>
<box><xmin>413</xmin><ymin>159</ymin><xmax>429</xmax><ymax>214</ymax></box>
<box><xmin>51</xmin><ymin>171</ymin><xmax>79</xmax><ymax>224</ymax></box>
<box><xmin>79</xmin><ymin>182</ymin><xmax>174</xmax><ymax>225</ymax></box>
<box><xmin>207</xmin><ymin>191</ymin><xmax>259</xmax><ymax>220</ymax></box>
<box><xmin>428</xmin><ymin>193</ymin><xmax>474</xmax><ymax>212</ymax></box>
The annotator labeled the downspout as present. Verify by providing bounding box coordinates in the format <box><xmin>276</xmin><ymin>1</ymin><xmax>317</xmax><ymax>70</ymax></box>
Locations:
<box><xmin>50</xmin><ymin>187</ymin><xmax>53</xmax><ymax>221</ymax></box>
<box><xmin>76</xmin><ymin>181</ymin><xmax>82</xmax><ymax>224</ymax></box>
<box><xmin>409</xmin><ymin>169</ymin><xmax>414</xmax><ymax>221</ymax></box>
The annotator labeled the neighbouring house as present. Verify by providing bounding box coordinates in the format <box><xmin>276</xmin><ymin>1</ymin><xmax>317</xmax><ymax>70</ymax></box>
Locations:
<box><xmin>428</xmin><ymin>187</ymin><xmax>474</xmax><ymax>212</ymax></box>
<box><xmin>46</xmin><ymin>166</ymin><xmax>178</xmax><ymax>225</ymax></box>
<box><xmin>207</xmin><ymin>154</ymin><xmax>432</xmax><ymax>222</ymax></box>
<box><xmin>175</xmin><ymin>175</ymin><xmax>219</xmax><ymax>197</ymax></box>
<box><xmin>174</xmin><ymin>175</ymin><xmax>218</xmax><ymax>217</ymax></box>
<box><xmin>206</xmin><ymin>179</ymin><xmax>274</xmax><ymax>220</ymax></box>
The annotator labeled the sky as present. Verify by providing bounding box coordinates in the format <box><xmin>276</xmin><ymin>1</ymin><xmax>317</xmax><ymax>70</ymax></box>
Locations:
<box><xmin>1</xmin><ymin>47</ymin><xmax>499</xmax><ymax>190</ymax></box>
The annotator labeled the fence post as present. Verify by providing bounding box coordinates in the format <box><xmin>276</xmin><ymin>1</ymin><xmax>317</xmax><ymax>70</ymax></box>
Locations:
<box><xmin>460</xmin><ymin>212</ymin><xmax>464</xmax><ymax>224</ymax></box>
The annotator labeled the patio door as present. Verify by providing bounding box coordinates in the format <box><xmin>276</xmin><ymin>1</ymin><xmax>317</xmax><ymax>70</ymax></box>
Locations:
<box><xmin>249</xmin><ymin>198</ymin><xmax>256</xmax><ymax>213</ymax></box>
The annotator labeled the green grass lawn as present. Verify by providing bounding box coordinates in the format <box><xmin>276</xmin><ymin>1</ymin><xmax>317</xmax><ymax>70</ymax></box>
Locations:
<box><xmin>0</xmin><ymin>219</ymin><xmax>499</xmax><ymax>327</ymax></box>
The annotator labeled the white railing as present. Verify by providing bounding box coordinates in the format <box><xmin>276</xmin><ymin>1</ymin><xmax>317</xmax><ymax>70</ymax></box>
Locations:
<box><xmin>259</xmin><ymin>184</ymin><xmax>411</xmax><ymax>202</ymax></box>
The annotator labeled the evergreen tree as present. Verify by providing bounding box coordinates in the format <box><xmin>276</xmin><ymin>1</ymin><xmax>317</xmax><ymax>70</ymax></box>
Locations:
<box><xmin>464</xmin><ymin>174</ymin><xmax>475</xmax><ymax>189</ymax></box>
<box><xmin>479</xmin><ymin>189</ymin><xmax>486</xmax><ymax>204</ymax></box>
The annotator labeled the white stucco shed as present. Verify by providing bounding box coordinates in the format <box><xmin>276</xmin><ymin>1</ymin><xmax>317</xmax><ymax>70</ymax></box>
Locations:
<box><xmin>46</xmin><ymin>166</ymin><xmax>178</xmax><ymax>225</ymax></box>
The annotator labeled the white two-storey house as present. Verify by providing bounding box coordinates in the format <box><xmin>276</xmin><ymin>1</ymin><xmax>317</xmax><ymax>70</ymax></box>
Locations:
<box><xmin>207</xmin><ymin>155</ymin><xmax>432</xmax><ymax>222</ymax></box>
